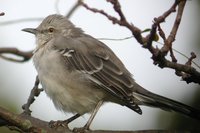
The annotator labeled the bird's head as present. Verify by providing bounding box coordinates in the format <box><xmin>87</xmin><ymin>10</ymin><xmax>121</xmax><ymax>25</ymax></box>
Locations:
<box><xmin>22</xmin><ymin>14</ymin><xmax>83</xmax><ymax>47</ymax></box>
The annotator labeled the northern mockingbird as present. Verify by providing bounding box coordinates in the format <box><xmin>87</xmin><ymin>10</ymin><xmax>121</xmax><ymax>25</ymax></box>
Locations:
<box><xmin>22</xmin><ymin>14</ymin><xmax>200</xmax><ymax>129</ymax></box>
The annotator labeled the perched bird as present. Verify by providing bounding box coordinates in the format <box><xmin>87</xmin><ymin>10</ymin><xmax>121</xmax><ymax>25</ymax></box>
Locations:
<box><xmin>22</xmin><ymin>14</ymin><xmax>200</xmax><ymax>129</ymax></box>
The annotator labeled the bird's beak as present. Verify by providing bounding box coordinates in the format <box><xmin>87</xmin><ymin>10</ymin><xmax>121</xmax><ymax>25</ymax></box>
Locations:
<box><xmin>22</xmin><ymin>28</ymin><xmax>37</xmax><ymax>35</ymax></box>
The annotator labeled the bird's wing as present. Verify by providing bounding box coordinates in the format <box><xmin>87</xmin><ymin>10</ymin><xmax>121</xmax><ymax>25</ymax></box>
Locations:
<box><xmin>55</xmin><ymin>35</ymin><xmax>142</xmax><ymax>114</ymax></box>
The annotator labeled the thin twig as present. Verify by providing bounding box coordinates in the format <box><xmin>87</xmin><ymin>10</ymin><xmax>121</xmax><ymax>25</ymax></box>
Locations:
<box><xmin>156</xmin><ymin>41</ymin><xmax>200</xmax><ymax>70</ymax></box>
<box><xmin>169</xmin><ymin>47</ymin><xmax>178</xmax><ymax>63</ymax></box>
<box><xmin>151</xmin><ymin>0</ymin><xmax>179</xmax><ymax>57</ymax></box>
<box><xmin>185</xmin><ymin>52</ymin><xmax>196</xmax><ymax>66</ymax></box>
<box><xmin>161</xmin><ymin>0</ymin><xmax>186</xmax><ymax>53</ymax></box>
<box><xmin>145</xmin><ymin>23</ymin><xmax>157</xmax><ymax>54</ymax></box>
<box><xmin>157</xmin><ymin>24</ymin><xmax>166</xmax><ymax>41</ymax></box>
<box><xmin>80</xmin><ymin>0</ymin><xmax>144</xmax><ymax>44</ymax></box>
<box><xmin>22</xmin><ymin>76</ymin><xmax>43</xmax><ymax>115</ymax></box>
<box><xmin>154</xmin><ymin>1</ymin><xmax>177</xmax><ymax>24</ymax></box>
<box><xmin>107</xmin><ymin>0</ymin><xmax>126</xmax><ymax>21</ymax></box>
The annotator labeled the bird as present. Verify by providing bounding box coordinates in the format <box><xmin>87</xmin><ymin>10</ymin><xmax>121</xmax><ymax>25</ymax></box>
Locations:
<box><xmin>22</xmin><ymin>14</ymin><xmax>200</xmax><ymax>130</ymax></box>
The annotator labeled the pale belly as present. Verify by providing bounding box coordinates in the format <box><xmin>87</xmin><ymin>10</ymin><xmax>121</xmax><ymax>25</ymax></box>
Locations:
<box><xmin>33</xmin><ymin>49</ymin><xmax>105</xmax><ymax>115</ymax></box>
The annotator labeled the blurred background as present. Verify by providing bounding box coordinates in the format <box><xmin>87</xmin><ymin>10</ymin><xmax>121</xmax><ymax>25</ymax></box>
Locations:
<box><xmin>0</xmin><ymin>0</ymin><xmax>200</xmax><ymax>132</ymax></box>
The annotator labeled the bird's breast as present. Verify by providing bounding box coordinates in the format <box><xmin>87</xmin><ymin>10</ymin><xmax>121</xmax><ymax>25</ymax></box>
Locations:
<box><xmin>32</xmin><ymin>48</ymin><xmax>105</xmax><ymax>114</ymax></box>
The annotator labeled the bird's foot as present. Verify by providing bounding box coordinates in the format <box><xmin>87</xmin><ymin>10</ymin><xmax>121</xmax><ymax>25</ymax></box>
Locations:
<box><xmin>73</xmin><ymin>125</ymin><xmax>90</xmax><ymax>133</ymax></box>
<box><xmin>49</xmin><ymin>120</ymin><xmax>69</xmax><ymax>129</ymax></box>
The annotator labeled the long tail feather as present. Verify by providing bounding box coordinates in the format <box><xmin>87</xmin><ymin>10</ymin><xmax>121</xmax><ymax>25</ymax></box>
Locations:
<box><xmin>133</xmin><ymin>83</ymin><xmax>200</xmax><ymax>120</ymax></box>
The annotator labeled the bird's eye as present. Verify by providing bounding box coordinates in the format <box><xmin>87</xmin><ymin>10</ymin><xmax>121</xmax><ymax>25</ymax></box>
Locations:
<box><xmin>48</xmin><ymin>27</ymin><xmax>54</xmax><ymax>33</ymax></box>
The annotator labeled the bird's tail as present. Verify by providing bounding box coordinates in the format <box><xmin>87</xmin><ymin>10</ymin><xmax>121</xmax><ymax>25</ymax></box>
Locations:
<box><xmin>133</xmin><ymin>83</ymin><xmax>200</xmax><ymax>120</ymax></box>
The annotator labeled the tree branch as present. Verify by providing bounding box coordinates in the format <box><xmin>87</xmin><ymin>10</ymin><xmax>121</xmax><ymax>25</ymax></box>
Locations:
<box><xmin>22</xmin><ymin>76</ymin><xmax>43</xmax><ymax>115</ymax></box>
<box><xmin>0</xmin><ymin>106</ymin><xmax>192</xmax><ymax>133</ymax></box>
<box><xmin>0</xmin><ymin>106</ymin><xmax>72</xmax><ymax>133</ymax></box>
<box><xmin>80</xmin><ymin>0</ymin><xmax>200</xmax><ymax>84</ymax></box>
<box><xmin>161</xmin><ymin>0</ymin><xmax>186</xmax><ymax>54</ymax></box>
<box><xmin>79</xmin><ymin>0</ymin><xmax>144</xmax><ymax>44</ymax></box>
<box><xmin>0</xmin><ymin>47</ymin><xmax>33</xmax><ymax>62</ymax></box>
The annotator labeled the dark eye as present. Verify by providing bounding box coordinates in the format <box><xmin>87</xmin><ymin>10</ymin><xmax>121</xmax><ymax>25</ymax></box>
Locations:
<box><xmin>48</xmin><ymin>27</ymin><xmax>54</xmax><ymax>33</ymax></box>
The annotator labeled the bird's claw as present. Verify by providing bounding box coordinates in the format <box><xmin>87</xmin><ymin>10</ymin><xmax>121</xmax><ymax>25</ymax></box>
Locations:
<box><xmin>73</xmin><ymin>126</ymin><xmax>90</xmax><ymax>133</ymax></box>
<box><xmin>49</xmin><ymin>120</ymin><xmax>69</xmax><ymax>129</ymax></box>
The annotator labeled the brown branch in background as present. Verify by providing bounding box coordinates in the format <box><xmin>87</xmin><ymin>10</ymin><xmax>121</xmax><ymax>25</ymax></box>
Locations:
<box><xmin>80</xmin><ymin>1</ymin><xmax>120</xmax><ymax>23</ymax></box>
<box><xmin>157</xmin><ymin>25</ymin><xmax>177</xmax><ymax>63</ymax></box>
<box><xmin>107</xmin><ymin>0</ymin><xmax>126</xmax><ymax>21</ymax></box>
<box><xmin>22</xmin><ymin>76</ymin><xmax>43</xmax><ymax>115</ymax></box>
<box><xmin>186</xmin><ymin>52</ymin><xmax>196</xmax><ymax>66</ymax></box>
<box><xmin>175</xmin><ymin>52</ymin><xmax>200</xmax><ymax>84</ymax></box>
<box><xmin>80</xmin><ymin>0</ymin><xmax>200</xmax><ymax>84</ymax></box>
<box><xmin>151</xmin><ymin>0</ymin><xmax>179</xmax><ymax>56</ymax></box>
<box><xmin>157</xmin><ymin>24</ymin><xmax>166</xmax><ymax>41</ymax></box>
<box><xmin>154</xmin><ymin>1</ymin><xmax>177</xmax><ymax>24</ymax></box>
<box><xmin>145</xmin><ymin>23</ymin><xmax>157</xmax><ymax>54</ymax></box>
<box><xmin>161</xmin><ymin>0</ymin><xmax>186</xmax><ymax>54</ymax></box>
<box><xmin>151</xmin><ymin>0</ymin><xmax>200</xmax><ymax>84</ymax></box>
<box><xmin>0</xmin><ymin>48</ymin><xmax>33</xmax><ymax>62</ymax></box>
<box><xmin>169</xmin><ymin>48</ymin><xmax>177</xmax><ymax>63</ymax></box>
<box><xmin>79</xmin><ymin>0</ymin><xmax>144</xmax><ymax>44</ymax></box>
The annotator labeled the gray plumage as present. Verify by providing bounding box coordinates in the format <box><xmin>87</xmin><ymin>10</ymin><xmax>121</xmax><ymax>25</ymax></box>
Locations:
<box><xmin>22</xmin><ymin>14</ymin><xmax>200</xmax><ymax>124</ymax></box>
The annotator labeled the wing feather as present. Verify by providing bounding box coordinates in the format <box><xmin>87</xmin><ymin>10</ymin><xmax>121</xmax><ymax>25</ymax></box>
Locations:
<box><xmin>56</xmin><ymin>36</ymin><xmax>142</xmax><ymax>114</ymax></box>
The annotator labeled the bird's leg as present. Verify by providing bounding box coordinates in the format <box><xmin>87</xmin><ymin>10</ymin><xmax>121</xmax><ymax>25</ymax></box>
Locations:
<box><xmin>49</xmin><ymin>113</ymin><xmax>80</xmax><ymax>128</ymax></box>
<box><xmin>84</xmin><ymin>100</ymin><xmax>103</xmax><ymax>129</ymax></box>
<box><xmin>73</xmin><ymin>100</ymin><xmax>103</xmax><ymax>132</ymax></box>
<box><xmin>63</xmin><ymin>113</ymin><xmax>81</xmax><ymax>124</ymax></box>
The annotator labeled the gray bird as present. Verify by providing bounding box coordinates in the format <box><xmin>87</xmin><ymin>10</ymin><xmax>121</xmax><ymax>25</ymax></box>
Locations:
<box><xmin>22</xmin><ymin>14</ymin><xmax>200</xmax><ymax>129</ymax></box>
